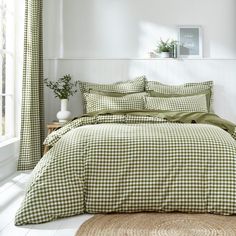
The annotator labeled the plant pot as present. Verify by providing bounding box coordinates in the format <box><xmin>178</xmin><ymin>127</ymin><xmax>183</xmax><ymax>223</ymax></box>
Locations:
<box><xmin>160</xmin><ymin>52</ymin><xmax>170</xmax><ymax>58</ymax></box>
<box><xmin>56</xmin><ymin>99</ymin><xmax>72</xmax><ymax>123</ymax></box>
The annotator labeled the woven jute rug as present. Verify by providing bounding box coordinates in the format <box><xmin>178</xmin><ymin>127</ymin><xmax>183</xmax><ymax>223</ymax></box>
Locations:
<box><xmin>76</xmin><ymin>213</ymin><xmax>236</xmax><ymax>236</ymax></box>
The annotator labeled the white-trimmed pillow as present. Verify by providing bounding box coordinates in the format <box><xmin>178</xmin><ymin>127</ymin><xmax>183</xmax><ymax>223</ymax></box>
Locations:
<box><xmin>79</xmin><ymin>76</ymin><xmax>146</xmax><ymax>113</ymax></box>
<box><xmin>145</xmin><ymin>80</ymin><xmax>213</xmax><ymax>111</ymax></box>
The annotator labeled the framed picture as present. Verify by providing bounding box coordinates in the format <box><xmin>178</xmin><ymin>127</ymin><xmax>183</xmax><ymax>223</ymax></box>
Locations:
<box><xmin>178</xmin><ymin>26</ymin><xmax>203</xmax><ymax>58</ymax></box>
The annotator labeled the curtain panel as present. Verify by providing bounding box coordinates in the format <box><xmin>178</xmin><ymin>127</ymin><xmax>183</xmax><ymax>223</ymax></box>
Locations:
<box><xmin>18</xmin><ymin>0</ymin><xmax>44</xmax><ymax>170</ymax></box>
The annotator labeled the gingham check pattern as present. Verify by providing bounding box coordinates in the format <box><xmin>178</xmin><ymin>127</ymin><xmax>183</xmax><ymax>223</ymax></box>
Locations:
<box><xmin>84</xmin><ymin>93</ymin><xmax>145</xmax><ymax>113</ymax></box>
<box><xmin>79</xmin><ymin>76</ymin><xmax>145</xmax><ymax>112</ymax></box>
<box><xmin>232</xmin><ymin>130</ymin><xmax>236</xmax><ymax>140</ymax></box>
<box><xmin>145</xmin><ymin>94</ymin><xmax>208</xmax><ymax>112</ymax></box>
<box><xmin>89</xmin><ymin>90</ymin><xmax>148</xmax><ymax>97</ymax></box>
<box><xmin>15</xmin><ymin>114</ymin><xmax>236</xmax><ymax>225</ymax></box>
<box><xmin>18</xmin><ymin>0</ymin><xmax>45</xmax><ymax>171</ymax></box>
<box><xmin>146</xmin><ymin>81</ymin><xmax>214</xmax><ymax>111</ymax></box>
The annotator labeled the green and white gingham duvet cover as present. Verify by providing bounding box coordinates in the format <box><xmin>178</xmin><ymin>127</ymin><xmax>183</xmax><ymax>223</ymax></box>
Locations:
<box><xmin>15</xmin><ymin>111</ymin><xmax>236</xmax><ymax>225</ymax></box>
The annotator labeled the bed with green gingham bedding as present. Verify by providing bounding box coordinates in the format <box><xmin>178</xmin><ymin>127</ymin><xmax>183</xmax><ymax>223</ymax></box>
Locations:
<box><xmin>15</xmin><ymin>110</ymin><xmax>236</xmax><ymax>225</ymax></box>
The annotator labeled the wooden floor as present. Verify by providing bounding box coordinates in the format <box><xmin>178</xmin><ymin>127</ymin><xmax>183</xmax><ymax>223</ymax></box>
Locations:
<box><xmin>0</xmin><ymin>172</ymin><xmax>93</xmax><ymax>236</ymax></box>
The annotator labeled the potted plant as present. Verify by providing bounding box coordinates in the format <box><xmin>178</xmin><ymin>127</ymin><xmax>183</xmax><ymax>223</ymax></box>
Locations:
<box><xmin>44</xmin><ymin>74</ymin><xmax>79</xmax><ymax>123</ymax></box>
<box><xmin>156</xmin><ymin>39</ymin><xmax>178</xmax><ymax>58</ymax></box>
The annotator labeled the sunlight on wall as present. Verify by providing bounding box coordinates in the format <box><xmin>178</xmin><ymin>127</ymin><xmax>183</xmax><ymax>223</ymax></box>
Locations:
<box><xmin>138</xmin><ymin>22</ymin><xmax>177</xmax><ymax>58</ymax></box>
<box><xmin>44</xmin><ymin>0</ymin><xmax>236</xmax><ymax>59</ymax></box>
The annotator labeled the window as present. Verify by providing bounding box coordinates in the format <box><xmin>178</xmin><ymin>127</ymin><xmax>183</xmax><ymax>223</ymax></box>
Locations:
<box><xmin>0</xmin><ymin>0</ymin><xmax>15</xmax><ymax>142</ymax></box>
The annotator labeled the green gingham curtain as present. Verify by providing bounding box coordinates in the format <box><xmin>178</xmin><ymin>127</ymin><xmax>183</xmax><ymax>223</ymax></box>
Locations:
<box><xmin>17</xmin><ymin>0</ymin><xmax>44</xmax><ymax>170</ymax></box>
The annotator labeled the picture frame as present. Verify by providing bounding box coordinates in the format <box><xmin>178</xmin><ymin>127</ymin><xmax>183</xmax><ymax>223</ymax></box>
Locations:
<box><xmin>178</xmin><ymin>26</ymin><xmax>203</xmax><ymax>58</ymax></box>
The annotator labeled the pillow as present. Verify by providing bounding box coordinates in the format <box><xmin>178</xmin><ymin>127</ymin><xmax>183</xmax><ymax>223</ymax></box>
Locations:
<box><xmin>145</xmin><ymin>94</ymin><xmax>208</xmax><ymax>112</ymax></box>
<box><xmin>145</xmin><ymin>80</ymin><xmax>213</xmax><ymax>111</ymax></box>
<box><xmin>79</xmin><ymin>76</ymin><xmax>146</xmax><ymax>112</ymax></box>
<box><xmin>89</xmin><ymin>90</ymin><xmax>148</xmax><ymax>97</ymax></box>
<box><xmin>84</xmin><ymin>93</ymin><xmax>145</xmax><ymax>113</ymax></box>
<box><xmin>148</xmin><ymin>90</ymin><xmax>211</xmax><ymax>112</ymax></box>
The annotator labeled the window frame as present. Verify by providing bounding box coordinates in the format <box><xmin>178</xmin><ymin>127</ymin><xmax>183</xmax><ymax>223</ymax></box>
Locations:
<box><xmin>0</xmin><ymin>0</ymin><xmax>16</xmax><ymax>142</ymax></box>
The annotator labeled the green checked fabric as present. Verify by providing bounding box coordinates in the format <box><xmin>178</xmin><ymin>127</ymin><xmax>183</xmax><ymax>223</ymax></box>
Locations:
<box><xmin>89</xmin><ymin>90</ymin><xmax>148</xmax><ymax>97</ymax></box>
<box><xmin>146</xmin><ymin>81</ymin><xmax>214</xmax><ymax>111</ymax></box>
<box><xmin>145</xmin><ymin>94</ymin><xmax>208</xmax><ymax>112</ymax></box>
<box><xmin>79</xmin><ymin>76</ymin><xmax>145</xmax><ymax>112</ymax></box>
<box><xmin>15</xmin><ymin>111</ymin><xmax>236</xmax><ymax>225</ymax></box>
<box><xmin>18</xmin><ymin>0</ymin><xmax>45</xmax><ymax>171</ymax></box>
<box><xmin>148</xmin><ymin>90</ymin><xmax>211</xmax><ymax>112</ymax></box>
<box><xmin>84</xmin><ymin>93</ymin><xmax>145</xmax><ymax>113</ymax></box>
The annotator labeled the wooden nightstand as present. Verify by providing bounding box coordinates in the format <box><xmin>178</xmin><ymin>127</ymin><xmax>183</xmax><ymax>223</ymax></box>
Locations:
<box><xmin>43</xmin><ymin>122</ymin><xmax>63</xmax><ymax>154</ymax></box>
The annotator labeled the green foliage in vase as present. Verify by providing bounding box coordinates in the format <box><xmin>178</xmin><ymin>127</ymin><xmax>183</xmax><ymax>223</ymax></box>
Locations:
<box><xmin>44</xmin><ymin>74</ymin><xmax>79</xmax><ymax>100</ymax></box>
<box><xmin>156</xmin><ymin>39</ymin><xmax>178</xmax><ymax>53</ymax></box>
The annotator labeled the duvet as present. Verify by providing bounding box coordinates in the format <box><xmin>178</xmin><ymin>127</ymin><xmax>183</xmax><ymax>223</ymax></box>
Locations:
<box><xmin>15</xmin><ymin>110</ymin><xmax>236</xmax><ymax>225</ymax></box>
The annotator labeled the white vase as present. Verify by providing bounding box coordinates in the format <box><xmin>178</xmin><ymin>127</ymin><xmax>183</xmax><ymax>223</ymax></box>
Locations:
<box><xmin>57</xmin><ymin>99</ymin><xmax>72</xmax><ymax>123</ymax></box>
<box><xmin>160</xmin><ymin>52</ymin><xmax>170</xmax><ymax>58</ymax></box>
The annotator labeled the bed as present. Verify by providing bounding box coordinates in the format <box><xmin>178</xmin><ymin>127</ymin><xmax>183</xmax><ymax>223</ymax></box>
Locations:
<box><xmin>15</xmin><ymin>78</ymin><xmax>236</xmax><ymax>225</ymax></box>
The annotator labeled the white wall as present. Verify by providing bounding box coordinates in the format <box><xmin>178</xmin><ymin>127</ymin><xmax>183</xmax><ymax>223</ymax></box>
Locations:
<box><xmin>43</xmin><ymin>0</ymin><xmax>236</xmax><ymax>125</ymax></box>
<box><xmin>44</xmin><ymin>0</ymin><xmax>236</xmax><ymax>59</ymax></box>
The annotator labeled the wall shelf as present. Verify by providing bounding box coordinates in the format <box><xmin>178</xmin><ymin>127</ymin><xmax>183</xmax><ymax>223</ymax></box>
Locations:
<box><xmin>44</xmin><ymin>57</ymin><xmax>236</xmax><ymax>61</ymax></box>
